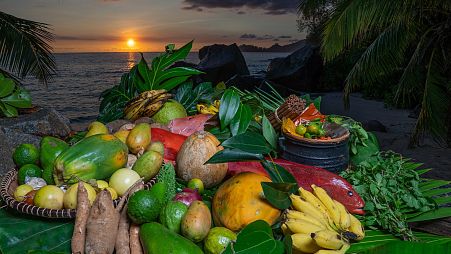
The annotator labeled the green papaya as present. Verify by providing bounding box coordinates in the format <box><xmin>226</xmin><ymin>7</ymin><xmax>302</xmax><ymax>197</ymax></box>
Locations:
<box><xmin>140</xmin><ymin>222</ymin><xmax>203</xmax><ymax>254</ymax></box>
<box><xmin>40</xmin><ymin>136</ymin><xmax>69</xmax><ymax>184</ymax></box>
<box><xmin>54</xmin><ymin>134</ymin><xmax>128</xmax><ymax>185</ymax></box>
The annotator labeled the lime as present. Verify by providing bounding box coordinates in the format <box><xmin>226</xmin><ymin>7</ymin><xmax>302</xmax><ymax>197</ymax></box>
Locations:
<box><xmin>13</xmin><ymin>144</ymin><xmax>40</xmax><ymax>167</ymax></box>
<box><xmin>307</xmin><ymin>124</ymin><xmax>320</xmax><ymax>135</ymax></box>
<box><xmin>18</xmin><ymin>164</ymin><xmax>42</xmax><ymax>185</ymax></box>
<box><xmin>127</xmin><ymin>190</ymin><xmax>162</xmax><ymax>224</ymax></box>
<box><xmin>295</xmin><ymin>125</ymin><xmax>307</xmax><ymax>136</ymax></box>
<box><xmin>14</xmin><ymin>184</ymin><xmax>34</xmax><ymax>202</ymax></box>
<box><xmin>160</xmin><ymin>200</ymin><xmax>188</xmax><ymax>233</ymax></box>
<box><xmin>304</xmin><ymin>133</ymin><xmax>312</xmax><ymax>139</ymax></box>
<box><xmin>204</xmin><ymin>227</ymin><xmax>237</xmax><ymax>254</ymax></box>
<box><xmin>187</xmin><ymin>178</ymin><xmax>204</xmax><ymax>194</ymax></box>
<box><xmin>152</xmin><ymin>99</ymin><xmax>187</xmax><ymax>125</ymax></box>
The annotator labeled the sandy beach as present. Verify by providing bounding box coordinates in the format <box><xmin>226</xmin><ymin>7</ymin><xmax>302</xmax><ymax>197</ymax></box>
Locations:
<box><xmin>320</xmin><ymin>92</ymin><xmax>451</xmax><ymax>181</ymax></box>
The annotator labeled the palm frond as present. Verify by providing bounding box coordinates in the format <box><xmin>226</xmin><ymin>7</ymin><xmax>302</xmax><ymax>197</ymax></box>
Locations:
<box><xmin>410</xmin><ymin>47</ymin><xmax>450</xmax><ymax>145</ymax></box>
<box><xmin>0</xmin><ymin>11</ymin><xmax>56</xmax><ymax>85</ymax></box>
<box><xmin>343</xmin><ymin>22</ymin><xmax>416</xmax><ymax>107</ymax></box>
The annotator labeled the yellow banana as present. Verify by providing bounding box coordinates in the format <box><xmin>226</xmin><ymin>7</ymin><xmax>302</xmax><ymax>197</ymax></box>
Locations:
<box><xmin>311</xmin><ymin>185</ymin><xmax>341</xmax><ymax>229</ymax></box>
<box><xmin>314</xmin><ymin>243</ymin><xmax>350</xmax><ymax>254</ymax></box>
<box><xmin>213</xmin><ymin>99</ymin><xmax>220</xmax><ymax>109</ymax></box>
<box><xmin>284</xmin><ymin>219</ymin><xmax>325</xmax><ymax>235</ymax></box>
<box><xmin>347</xmin><ymin>214</ymin><xmax>365</xmax><ymax>240</ymax></box>
<box><xmin>281</xmin><ymin>223</ymin><xmax>292</xmax><ymax>235</ymax></box>
<box><xmin>298</xmin><ymin>187</ymin><xmax>337</xmax><ymax>231</ymax></box>
<box><xmin>197</xmin><ymin>104</ymin><xmax>215</xmax><ymax>114</ymax></box>
<box><xmin>333</xmin><ymin>200</ymin><xmax>351</xmax><ymax>230</ymax></box>
<box><xmin>208</xmin><ymin>104</ymin><xmax>219</xmax><ymax>113</ymax></box>
<box><xmin>311</xmin><ymin>230</ymin><xmax>344</xmax><ymax>250</ymax></box>
<box><xmin>286</xmin><ymin>209</ymin><xmax>327</xmax><ymax>228</ymax></box>
<box><xmin>291</xmin><ymin>233</ymin><xmax>321</xmax><ymax>253</ymax></box>
<box><xmin>290</xmin><ymin>194</ymin><xmax>326</xmax><ymax>220</ymax></box>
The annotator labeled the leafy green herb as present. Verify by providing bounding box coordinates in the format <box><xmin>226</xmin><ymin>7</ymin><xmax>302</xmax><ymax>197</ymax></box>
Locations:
<box><xmin>223</xmin><ymin>220</ymin><xmax>284</xmax><ymax>254</ymax></box>
<box><xmin>340</xmin><ymin>152</ymin><xmax>436</xmax><ymax>240</ymax></box>
<box><xmin>0</xmin><ymin>73</ymin><xmax>32</xmax><ymax>117</ymax></box>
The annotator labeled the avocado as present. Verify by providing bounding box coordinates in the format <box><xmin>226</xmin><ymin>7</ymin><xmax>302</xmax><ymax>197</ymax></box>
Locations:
<box><xmin>140</xmin><ymin>222</ymin><xmax>203</xmax><ymax>254</ymax></box>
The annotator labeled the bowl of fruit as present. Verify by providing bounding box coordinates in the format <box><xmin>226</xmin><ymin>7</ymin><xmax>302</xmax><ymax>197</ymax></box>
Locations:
<box><xmin>280</xmin><ymin>118</ymin><xmax>350</xmax><ymax>172</ymax></box>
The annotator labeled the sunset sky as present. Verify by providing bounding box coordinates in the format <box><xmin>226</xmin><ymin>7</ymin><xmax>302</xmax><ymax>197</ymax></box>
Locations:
<box><xmin>1</xmin><ymin>0</ymin><xmax>304</xmax><ymax>52</ymax></box>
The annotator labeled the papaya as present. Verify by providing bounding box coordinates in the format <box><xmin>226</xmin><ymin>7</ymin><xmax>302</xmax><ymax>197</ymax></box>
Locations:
<box><xmin>40</xmin><ymin>137</ymin><xmax>69</xmax><ymax>184</ymax></box>
<box><xmin>54</xmin><ymin>134</ymin><xmax>128</xmax><ymax>185</ymax></box>
<box><xmin>140</xmin><ymin>222</ymin><xmax>203</xmax><ymax>254</ymax></box>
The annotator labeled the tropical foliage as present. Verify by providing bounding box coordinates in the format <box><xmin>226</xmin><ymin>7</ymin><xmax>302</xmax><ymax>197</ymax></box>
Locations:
<box><xmin>298</xmin><ymin>0</ymin><xmax>451</xmax><ymax>146</ymax></box>
<box><xmin>98</xmin><ymin>41</ymin><xmax>202</xmax><ymax>122</ymax></box>
<box><xmin>0</xmin><ymin>74</ymin><xmax>32</xmax><ymax>117</ymax></box>
<box><xmin>0</xmin><ymin>11</ymin><xmax>56</xmax><ymax>85</ymax></box>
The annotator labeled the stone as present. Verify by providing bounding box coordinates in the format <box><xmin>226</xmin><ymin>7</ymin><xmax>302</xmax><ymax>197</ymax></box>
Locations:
<box><xmin>197</xmin><ymin>44</ymin><xmax>249</xmax><ymax>85</ymax></box>
<box><xmin>0</xmin><ymin>107</ymin><xmax>71</xmax><ymax>174</ymax></box>
<box><xmin>225</xmin><ymin>75</ymin><xmax>266</xmax><ymax>91</ymax></box>
<box><xmin>363</xmin><ymin>120</ymin><xmax>387</xmax><ymax>133</ymax></box>
<box><xmin>266</xmin><ymin>42</ymin><xmax>323</xmax><ymax>92</ymax></box>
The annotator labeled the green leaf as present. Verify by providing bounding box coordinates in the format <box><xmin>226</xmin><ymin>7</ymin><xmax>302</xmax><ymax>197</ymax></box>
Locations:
<box><xmin>262</xmin><ymin>115</ymin><xmax>278</xmax><ymax>149</ymax></box>
<box><xmin>0</xmin><ymin>101</ymin><xmax>18</xmax><ymax>117</ymax></box>
<box><xmin>221</xmin><ymin>131</ymin><xmax>272</xmax><ymax>154</ymax></box>
<box><xmin>261</xmin><ymin>160</ymin><xmax>298</xmax><ymax>185</ymax></box>
<box><xmin>283</xmin><ymin>236</ymin><xmax>292</xmax><ymax>254</ymax></box>
<box><xmin>230</xmin><ymin>104</ymin><xmax>252</xmax><ymax>136</ymax></box>
<box><xmin>219</xmin><ymin>89</ymin><xmax>240</xmax><ymax>130</ymax></box>
<box><xmin>136</xmin><ymin>55</ymin><xmax>152</xmax><ymax>92</ymax></box>
<box><xmin>155</xmin><ymin>67</ymin><xmax>203</xmax><ymax>85</ymax></box>
<box><xmin>407</xmin><ymin>207</ymin><xmax>451</xmax><ymax>222</ymax></box>
<box><xmin>0</xmin><ymin>77</ymin><xmax>15</xmax><ymax>97</ymax></box>
<box><xmin>419</xmin><ymin>180</ymin><xmax>451</xmax><ymax>192</ymax></box>
<box><xmin>1</xmin><ymin>87</ymin><xmax>32</xmax><ymax>108</ymax></box>
<box><xmin>261</xmin><ymin>182</ymin><xmax>297</xmax><ymax>209</ymax></box>
<box><xmin>0</xmin><ymin>208</ymin><xmax>73</xmax><ymax>253</ymax></box>
<box><xmin>224</xmin><ymin>220</ymin><xmax>284</xmax><ymax>254</ymax></box>
<box><xmin>174</xmin><ymin>81</ymin><xmax>216</xmax><ymax>114</ymax></box>
<box><xmin>423</xmin><ymin>188</ymin><xmax>451</xmax><ymax>198</ymax></box>
<box><xmin>206</xmin><ymin>148</ymin><xmax>264</xmax><ymax>164</ymax></box>
<box><xmin>159</xmin><ymin>75</ymin><xmax>190</xmax><ymax>91</ymax></box>
<box><xmin>208</xmin><ymin>127</ymin><xmax>231</xmax><ymax>142</ymax></box>
<box><xmin>433</xmin><ymin>196</ymin><xmax>451</xmax><ymax>206</ymax></box>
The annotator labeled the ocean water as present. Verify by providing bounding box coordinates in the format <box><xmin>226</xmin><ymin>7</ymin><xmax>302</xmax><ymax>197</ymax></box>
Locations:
<box><xmin>23</xmin><ymin>52</ymin><xmax>289</xmax><ymax>130</ymax></box>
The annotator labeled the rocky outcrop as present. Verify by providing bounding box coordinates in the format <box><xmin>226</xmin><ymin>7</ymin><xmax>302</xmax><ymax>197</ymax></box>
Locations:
<box><xmin>225</xmin><ymin>75</ymin><xmax>266</xmax><ymax>91</ymax></box>
<box><xmin>197</xmin><ymin>44</ymin><xmax>249</xmax><ymax>85</ymax></box>
<box><xmin>0</xmin><ymin>108</ymin><xmax>71</xmax><ymax>174</ymax></box>
<box><xmin>266</xmin><ymin>42</ymin><xmax>322</xmax><ymax>92</ymax></box>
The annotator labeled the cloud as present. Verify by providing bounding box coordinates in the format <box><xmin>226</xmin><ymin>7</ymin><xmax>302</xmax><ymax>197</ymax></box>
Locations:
<box><xmin>182</xmin><ymin>0</ymin><xmax>297</xmax><ymax>15</ymax></box>
<box><xmin>240</xmin><ymin>33</ymin><xmax>275</xmax><ymax>40</ymax></box>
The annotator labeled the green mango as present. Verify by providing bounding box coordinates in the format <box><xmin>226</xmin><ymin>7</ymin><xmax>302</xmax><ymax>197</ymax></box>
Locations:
<box><xmin>40</xmin><ymin>136</ymin><xmax>69</xmax><ymax>184</ymax></box>
<box><xmin>54</xmin><ymin>134</ymin><xmax>128</xmax><ymax>185</ymax></box>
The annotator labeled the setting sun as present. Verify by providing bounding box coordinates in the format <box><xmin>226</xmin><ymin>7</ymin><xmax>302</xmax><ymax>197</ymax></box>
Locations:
<box><xmin>127</xmin><ymin>38</ymin><xmax>135</xmax><ymax>48</ymax></box>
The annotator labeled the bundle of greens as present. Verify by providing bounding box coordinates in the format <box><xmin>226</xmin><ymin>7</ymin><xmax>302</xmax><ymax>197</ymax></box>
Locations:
<box><xmin>340</xmin><ymin>151</ymin><xmax>451</xmax><ymax>240</ymax></box>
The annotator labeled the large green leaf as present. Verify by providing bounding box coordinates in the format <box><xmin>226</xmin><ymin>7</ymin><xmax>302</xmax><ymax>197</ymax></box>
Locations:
<box><xmin>206</xmin><ymin>148</ymin><xmax>264</xmax><ymax>164</ymax></box>
<box><xmin>407</xmin><ymin>207</ymin><xmax>451</xmax><ymax>222</ymax></box>
<box><xmin>230</xmin><ymin>104</ymin><xmax>252</xmax><ymax>136</ymax></box>
<box><xmin>219</xmin><ymin>89</ymin><xmax>240</xmax><ymax>130</ymax></box>
<box><xmin>262</xmin><ymin>115</ymin><xmax>278</xmax><ymax>149</ymax></box>
<box><xmin>221</xmin><ymin>132</ymin><xmax>272</xmax><ymax>154</ymax></box>
<box><xmin>223</xmin><ymin>220</ymin><xmax>284</xmax><ymax>254</ymax></box>
<box><xmin>349</xmin><ymin>230</ymin><xmax>451</xmax><ymax>253</ymax></box>
<box><xmin>0</xmin><ymin>208</ymin><xmax>73</xmax><ymax>253</ymax></box>
<box><xmin>261</xmin><ymin>182</ymin><xmax>297</xmax><ymax>209</ymax></box>
<box><xmin>1</xmin><ymin>87</ymin><xmax>32</xmax><ymax>108</ymax></box>
<box><xmin>261</xmin><ymin>160</ymin><xmax>298</xmax><ymax>185</ymax></box>
<box><xmin>0</xmin><ymin>77</ymin><xmax>15</xmax><ymax>97</ymax></box>
<box><xmin>154</xmin><ymin>67</ymin><xmax>203</xmax><ymax>85</ymax></box>
<box><xmin>0</xmin><ymin>101</ymin><xmax>18</xmax><ymax>117</ymax></box>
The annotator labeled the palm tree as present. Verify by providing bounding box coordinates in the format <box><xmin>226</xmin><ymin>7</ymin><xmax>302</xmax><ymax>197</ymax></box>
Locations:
<box><xmin>0</xmin><ymin>11</ymin><xmax>56</xmax><ymax>85</ymax></box>
<box><xmin>298</xmin><ymin>0</ymin><xmax>451</xmax><ymax>146</ymax></box>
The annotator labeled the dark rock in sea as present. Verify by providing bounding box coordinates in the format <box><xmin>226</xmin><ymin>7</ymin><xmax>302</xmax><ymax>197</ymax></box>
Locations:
<box><xmin>0</xmin><ymin>108</ymin><xmax>71</xmax><ymax>174</ymax></box>
<box><xmin>363</xmin><ymin>120</ymin><xmax>387</xmax><ymax>133</ymax></box>
<box><xmin>225</xmin><ymin>75</ymin><xmax>266</xmax><ymax>91</ymax></box>
<box><xmin>266</xmin><ymin>42</ymin><xmax>322</xmax><ymax>92</ymax></box>
<box><xmin>197</xmin><ymin>44</ymin><xmax>249</xmax><ymax>85</ymax></box>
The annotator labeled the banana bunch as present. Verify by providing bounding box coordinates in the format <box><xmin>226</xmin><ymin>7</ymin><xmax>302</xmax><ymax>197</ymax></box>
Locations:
<box><xmin>283</xmin><ymin>185</ymin><xmax>365</xmax><ymax>254</ymax></box>
<box><xmin>197</xmin><ymin>100</ymin><xmax>220</xmax><ymax>115</ymax></box>
<box><xmin>124</xmin><ymin>89</ymin><xmax>172</xmax><ymax>120</ymax></box>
